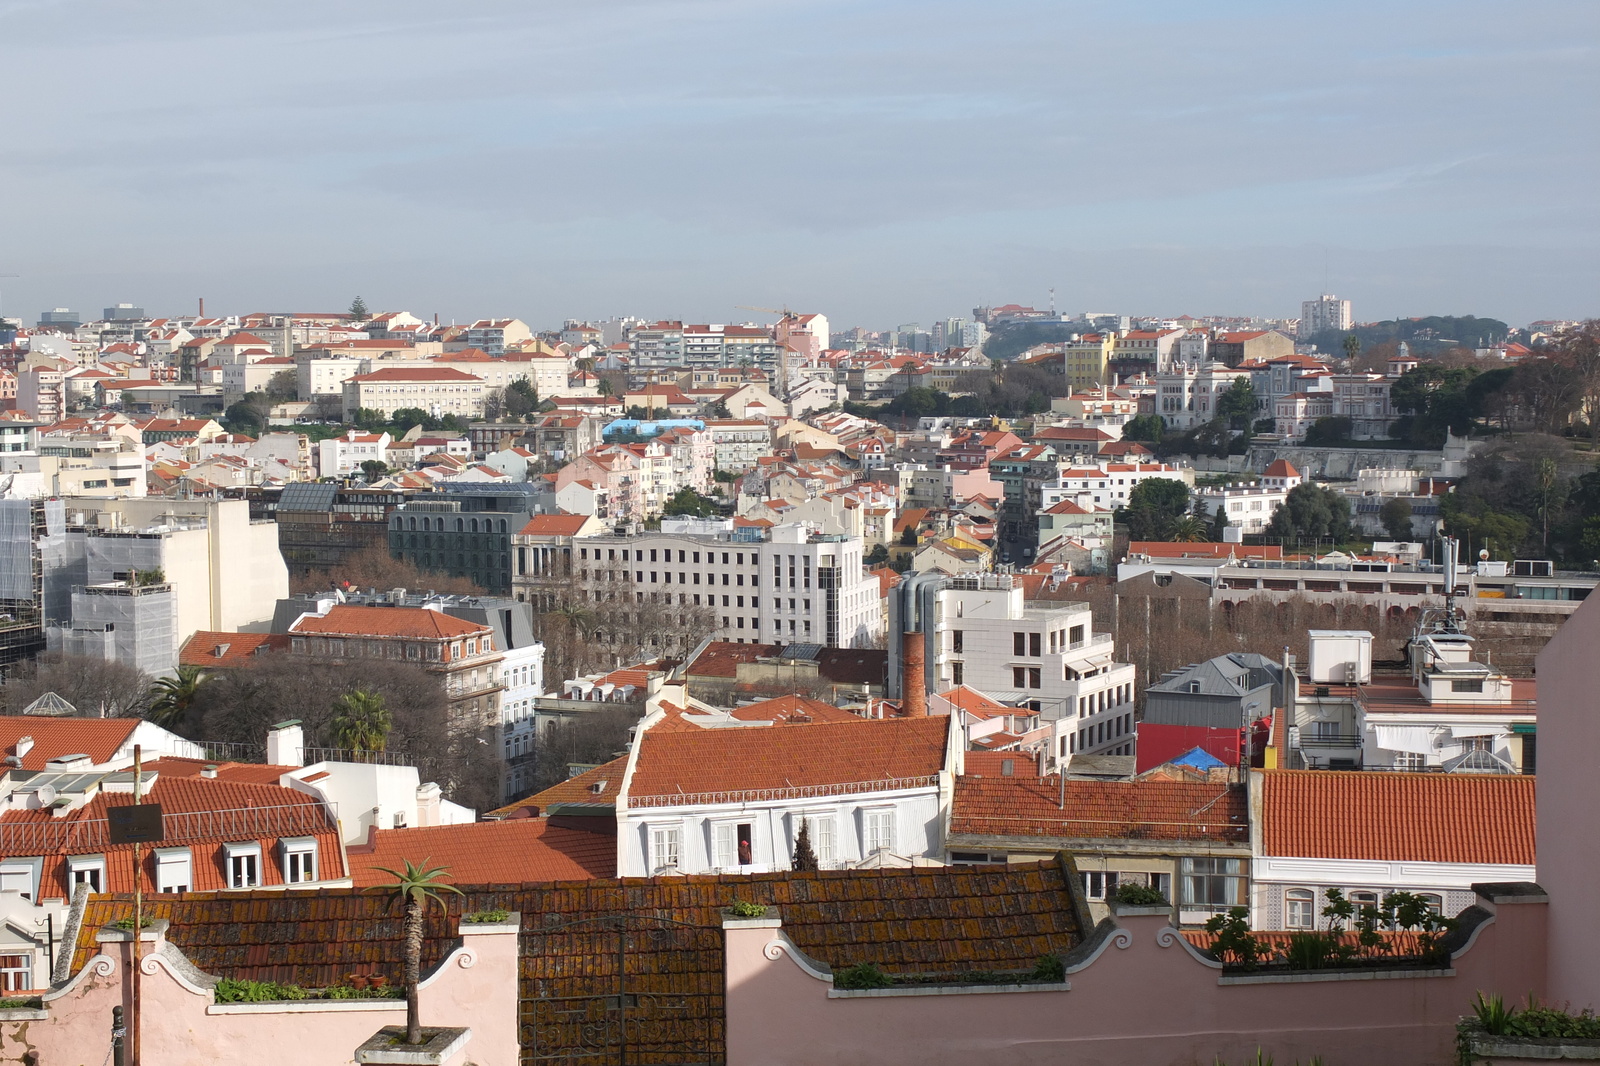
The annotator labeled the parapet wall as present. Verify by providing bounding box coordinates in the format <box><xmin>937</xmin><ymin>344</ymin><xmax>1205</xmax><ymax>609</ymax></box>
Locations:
<box><xmin>724</xmin><ymin>886</ymin><xmax>1548</xmax><ymax>1066</ymax></box>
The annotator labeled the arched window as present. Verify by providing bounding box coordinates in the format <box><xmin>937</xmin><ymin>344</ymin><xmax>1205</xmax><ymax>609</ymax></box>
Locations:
<box><xmin>1285</xmin><ymin>888</ymin><xmax>1315</xmax><ymax>929</ymax></box>
<box><xmin>470</xmin><ymin>518</ymin><xmax>479</xmax><ymax>533</ymax></box>
<box><xmin>407</xmin><ymin>517</ymin><xmax>416</xmax><ymax>531</ymax></box>
<box><xmin>1417</xmin><ymin>893</ymin><xmax>1444</xmax><ymax>916</ymax></box>
<box><xmin>455</xmin><ymin>518</ymin><xmax>464</xmax><ymax>532</ymax></box>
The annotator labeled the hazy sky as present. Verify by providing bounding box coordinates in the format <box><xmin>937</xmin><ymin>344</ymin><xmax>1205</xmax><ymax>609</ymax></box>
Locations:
<box><xmin>2</xmin><ymin>0</ymin><xmax>1595</xmax><ymax>330</ymax></box>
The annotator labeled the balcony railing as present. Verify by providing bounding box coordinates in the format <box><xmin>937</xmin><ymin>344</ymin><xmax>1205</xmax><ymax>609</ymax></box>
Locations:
<box><xmin>1297</xmin><ymin>732</ymin><xmax>1363</xmax><ymax>748</ymax></box>
<box><xmin>302</xmin><ymin>747</ymin><xmax>412</xmax><ymax>766</ymax></box>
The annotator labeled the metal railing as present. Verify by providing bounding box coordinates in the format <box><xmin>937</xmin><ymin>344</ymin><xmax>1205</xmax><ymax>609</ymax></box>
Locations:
<box><xmin>194</xmin><ymin>740</ymin><xmax>266</xmax><ymax>764</ymax></box>
<box><xmin>0</xmin><ymin>801</ymin><xmax>338</xmax><ymax>855</ymax></box>
<box><xmin>1296</xmin><ymin>733</ymin><xmax>1363</xmax><ymax>748</ymax></box>
<box><xmin>302</xmin><ymin>746</ymin><xmax>412</xmax><ymax>767</ymax></box>
<box><xmin>630</xmin><ymin>774</ymin><xmax>941</xmax><ymax>809</ymax></box>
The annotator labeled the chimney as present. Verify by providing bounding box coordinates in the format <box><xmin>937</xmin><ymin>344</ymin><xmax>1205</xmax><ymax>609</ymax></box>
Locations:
<box><xmin>15</xmin><ymin>736</ymin><xmax>33</xmax><ymax>763</ymax></box>
<box><xmin>415</xmin><ymin>782</ymin><xmax>442</xmax><ymax>827</ymax></box>
<box><xmin>267</xmin><ymin>719</ymin><xmax>305</xmax><ymax>767</ymax></box>
<box><xmin>201</xmin><ymin>764</ymin><xmax>218</xmax><ymax>779</ymax></box>
<box><xmin>901</xmin><ymin>629</ymin><xmax>927</xmax><ymax>717</ymax></box>
<box><xmin>198</xmin><ymin>297</ymin><xmax>204</xmax><ymax>317</ymax></box>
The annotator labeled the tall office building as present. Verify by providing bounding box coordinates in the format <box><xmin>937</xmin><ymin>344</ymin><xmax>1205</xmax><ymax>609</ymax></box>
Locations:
<box><xmin>1299</xmin><ymin>294</ymin><xmax>1352</xmax><ymax>338</ymax></box>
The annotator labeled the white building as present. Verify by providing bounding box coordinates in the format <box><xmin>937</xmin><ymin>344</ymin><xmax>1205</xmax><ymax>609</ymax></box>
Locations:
<box><xmin>617</xmin><ymin>712</ymin><xmax>957</xmax><ymax>876</ymax></box>
<box><xmin>703</xmin><ymin>420</ymin><xmax>773</xmax><ymax>474</ymax></box>
<box><xmin>317</xmin><ymin>430</ymin><xmax>392</xmax><ymax>478</ymax></box>
<box><xmin>572</xmin><ymin>522</ymin><xmax>883</xmax><ymax>647</ymax></box>
<box><xmin>890</xmin><ymin>574</ymin><xmax>1138</xmax><ymax>766</ymax></box>
<box><xmin>1041</xmin><ymin>461</ymin><xmax>1194</xmax><ymax>510</ymax></box>
<box><xmin>1153</xmin><ymin>362</ymin><xmax>1253</xmax><ymax>431</ymax></box>
<box><xmin>342</xmin><ymin>367</ymin><xmax>488</xmax><ymax>421</ymax></box>
<box><xmin>1191</xmin><ymin>484</ymin><xmax>1291</xmax><ymax>535</ymax></box>
<box><xmin>1298</xmin><ymin>295</ymin><xmax>1353</xmax><ymax>339</ymax></box>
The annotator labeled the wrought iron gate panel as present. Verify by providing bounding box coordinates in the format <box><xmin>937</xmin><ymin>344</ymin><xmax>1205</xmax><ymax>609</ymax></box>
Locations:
<box><xmin>520</xmin><ymin>913</ymin><xmax>724</xmax><ymax>1066</ymax></box>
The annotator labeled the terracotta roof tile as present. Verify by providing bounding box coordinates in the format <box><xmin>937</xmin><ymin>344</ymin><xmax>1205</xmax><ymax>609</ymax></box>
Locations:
<box><xmin>629</xmin><ymin>716</ymin><xmax>948</xmax><ymax>803</ymax></box>
<box><xmin>289</xmin><ymin>605</ymin><xmax>490</xmax><ymax>640</ymax></box>
<box><xmin>727</xmin><ymin>695</ymin><xmax>864</xmax><ymax>725</ymax></box>
<box><xmin>178</xmin><ymin>631</ymin><xmax>290</xmax><ymax>667</ymax></box>
<box><xmin>347</xmin><ymin>820</ymin><xmax>615</xmax><ymax>886</ymax></box>
<box><xmin>492</xmin><ymin>756</ymin><xmax>630</xmax><ymax>817</ymax></box>
<box><xmin>951</xmin><ymin>775</ymin><xmax>1248</xmax><ymax>844</ymax></box>
<box><xmin>1260</xmin><ymin>769</ymin><xmax>1534</xmax><ymax>865</ymax></box>
<box><xmin>0</xmin><ymin>715</ymin><xmax>139</xmax><ymax>766</ymax></box>
<box><xmin>74</xmin><ymin>861</ymin><xmax>1084</xmax><ymax>1022</ymax></box>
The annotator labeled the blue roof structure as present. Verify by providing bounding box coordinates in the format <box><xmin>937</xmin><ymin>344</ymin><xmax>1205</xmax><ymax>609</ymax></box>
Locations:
<box><xmin>1169</xmin><ymin>746</ymin><xmax>1228</xmax><ymax>771</ymax></box>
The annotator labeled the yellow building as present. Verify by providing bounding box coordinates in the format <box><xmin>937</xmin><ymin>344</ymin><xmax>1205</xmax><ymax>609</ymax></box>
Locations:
<box><xmin>1063</xmin><ymin>334</ymin><xmax>1116</xmax><ymax>389</ymax></box>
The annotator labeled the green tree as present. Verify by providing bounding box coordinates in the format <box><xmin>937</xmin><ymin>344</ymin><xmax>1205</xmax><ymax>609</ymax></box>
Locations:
<box><xmin>329</xmin><ymin>687</ymin><xmax>392</xmax><ymax>753</ymax></box>
<box><xmin>1215</xmin><ymin>378</ymin><xmax>1258</xmax><ymax>430</ymax></box>
<box><xmin>348</xmin><ymin>296</ymin><xmax>369</xmax><ymax>322</ymax></box>
<box><xmin>504</xmin><ymin>378</ymin><xmax>539</xmax><ymax>421</ymax></box>
<box><xmin>1580</xmin><ymin>516</ymin><xmax>1600</xmax><ymax>562</ymax></box>
<box><xmin>1121</xmin><ymin>478</ymin><xmax>1191</xmax><ymax>541</ymax></box>
<box><xmin>371</xmin><ymin>860</ymin><xmax>463</xmax><ymax>1045</ymax></box>
<box><xmin>596</xmin><ymin>378</ymin><xmax>614</xmax><ymax>397</ymax></box>
<box><xmin>792</xmin><ymin>818</ymin><xmax>819</xmax><ymax>871</ymax></box>
<box><xmin>1122</xmin><ymin>414</ymin><xmax>1166</xmax><ymax>443</ymax></box>
<box><xmin>146</xmin><ymin>665</ymin><xmax>209</xmax><ymax>732</ymax></box>
<box><xmin>359</xmin><ymin>459</ymin><xmax>389</xmax><ymax>483</ymax></box>
<box><xmin>865</xmin><ymin>543</ymin><xmax>889</xmax><ymax>566</ymax></box>
<box><xmin>1169</xmin><ymin>514</ymin><xmax>1207</xmax><ymax>542</ymax></box>
<box><xmin>390</xmin><ymin>407</ymin><xmax>434</xmax><ymax>433</ymax></box>
<box><xmin>1379</xmin><ymin>498</ymin><xmax>1414</xmax><ymax>542</ymax></box>
<box><xmin>662</xmin><ymin>487</ymin><xmax>720</xmax><ymax>518</ymax></box>
<box><xmin>1536</xmin><ymin>457</ymin><xmax>1559</xmax><ymax>551</ymax></box>
<box><xmin>1207</xmin><ymin>505</ymin><xmax>1230</xmax><ymax>542</ymax></box>
<box><xmin>1303</xmin><ymin>416</ymin><xmax>1353</xmax><ymax>446</ymax></box>
<box><xmin>1266</xmin><ymin>483</ymin><xmax>1352</xmax><ymax>545</ymax></box>
<box><xmin>1342</xmin><ymin>334</ymin><xmax>1361</xmax><ymax>361</ymax></box>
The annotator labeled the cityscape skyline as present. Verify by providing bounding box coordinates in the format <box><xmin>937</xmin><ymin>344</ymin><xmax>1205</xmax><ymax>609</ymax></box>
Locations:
<box><xmin>2</xmin><ymin>0</ymin><xmax>1595</xmax><ymax>327</ymax></box>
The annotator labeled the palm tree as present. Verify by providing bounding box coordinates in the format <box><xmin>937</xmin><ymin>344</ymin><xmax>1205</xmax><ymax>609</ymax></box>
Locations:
<box><xmin>371</xmin><ymin>860</ymin><xmax>462</xmax><ymax>1045</ymax></box>
<box><xmin>1169</xmin><ymin>515</ymin><xmax>1208</xmax><ymax>542</ymax></box>
<box><xmin>329</xmin><ymin>687</ymin><xmax>392</xmax><ymax>754</ymax></box>
<box><xmin>146</xmin><ymin>665</ymin><xmax>208</xmax><ymax>732</ymax></box>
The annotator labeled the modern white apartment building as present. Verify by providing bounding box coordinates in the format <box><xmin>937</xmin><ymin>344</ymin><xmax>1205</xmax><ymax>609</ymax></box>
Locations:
<box><xmin>890</xmin><ymin>574</ymin><xmax>1138</xmax><ymax>768</ymax></box>
<box><xmin>316</xmin><ymin>430</ymin><xmax>392</xmax><ymax>478</ymax></box>
<box><xmin>704</xmin><ymin>419</ymin><xmax>773</xmax><ymax>473</ymax></box>
<box><xmin>1299</xmin><ymin>295</ymin><xmax>1353</xmax><ymax>338</ymax></box>
<box><xmin>571</xmin><ymin>521</ymin><xmax>883</xmax><ymax>647</ymax></box>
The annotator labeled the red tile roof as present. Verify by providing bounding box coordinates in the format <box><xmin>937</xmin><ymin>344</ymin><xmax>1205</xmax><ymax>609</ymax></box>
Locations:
<box><xmin>629</xmin><ymin>716</ymin><xmax>948</xmax><ymax>804</ymax></box>
<box><xmin>289</xmin><ymin>604</ymin><xmax>490</xmax><ymax>640</ymax></box>
<box><xmin>517</xmin><ymin>513</ymin><xmax>592</xmax><ymax>536</ymax></box>
<box><xmin>963</xmin><ymin>750</ymin><xmax>1041</xmax><ymax>778</ymax></box>
<box><xmin>492</xmin><ymin>755</ymin><xmax>629</xmax><ymax>817</ymax></box>
<box><xmin>0</xmin><ymin>716</ymin><xmax>140</xmax><ymax>767</ymax></box>
<box><xmin>178</xmin><ymin>631</ymin><xmax>290</xmax><ymax>667</ymax></box>
<box><xmin>348</xmin><ymin>367</ymin><xmax>484</xmax><ymax>383</ymax></box>
<box><xmin>1263</xmin><ymin>459</ymin><xmax>1301</xmax><ymax>478</ymax></box>
<box><xmin>1260</xmin><ymin>770</ymin><xmax>1534</xmax><ymax>865</ymax></box>
<box><xmin>4</xmin><ymin>775</ymin><xmax>344</xmax><ymax>898</ymax></box>
<box><xmin>727</xmin><ymin>695</ymin><xmax>864</xmax><ymax>725</ymax></box>
<box><xmin>950</xmin><ymin>775</ymin><xmax>1249</xmax><ymax>844</ymax></box>
<box><xmin>347</xmin><ymin>819</ymin><xmax>615</xmax><ymax>886</ymax></box>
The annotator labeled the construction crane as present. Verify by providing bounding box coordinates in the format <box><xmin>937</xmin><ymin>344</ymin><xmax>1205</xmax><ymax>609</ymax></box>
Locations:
<box><xmin>734</xmin><ymin>305</ymin><xmax>804</xmax><ymax>397</ymax></box>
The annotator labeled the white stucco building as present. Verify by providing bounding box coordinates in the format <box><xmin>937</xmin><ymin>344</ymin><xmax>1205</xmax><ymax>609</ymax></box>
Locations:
<box><xmin>616</xmin><ymin>712</ymin><xmax>958</xmax><ymax>876</ymax></box>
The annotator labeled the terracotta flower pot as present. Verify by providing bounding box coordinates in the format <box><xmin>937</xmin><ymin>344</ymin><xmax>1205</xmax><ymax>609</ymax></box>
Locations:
<box><xmin>368</xmin><ymin>975</ymin><xmax>388</xmax><ymax>989</ymax></box>
<box><xmin>349</xmin><ymin>974</ymin><xmax>370</xmax><ymax>989</ymax></box>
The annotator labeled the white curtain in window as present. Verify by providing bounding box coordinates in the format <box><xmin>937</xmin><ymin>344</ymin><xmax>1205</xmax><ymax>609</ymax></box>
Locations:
<box><xmin>1373</xmin><ymin>725</ymin><xmax>1436</xmax><ymax>754</ymax></box>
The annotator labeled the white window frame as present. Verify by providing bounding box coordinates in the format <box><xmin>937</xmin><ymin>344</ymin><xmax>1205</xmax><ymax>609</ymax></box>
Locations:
<box><xmin>280</xmin><ymin>837</ymin><xmax>318</xmax><ymax>884</ymax></box>
<box><xmin>862</xmin><ymin>808</ymin><xmax>895</xmax><ymax>855</ymax></box>
<box><xmin>791</xmin><ymin>811</ymin><xmax>837</xmax><ymax>867</ymax></box>
<box><xmin>224</xmin><ymin>843</ymin><xmax>263</xmax><ymax>889</ymax></box>
<box><xmin>0</xmin><ymin>859</ymin><xmax>39</xmax><ymax>901</ymax></box>
<box><xmin>648</xmin><ymin>823</ymin><xmax>682</xmax><ymax>874</ymax></box>
<box><xmin>1285</xmin><ymin>888</ymin><xmax>1316</xmax><ymax>930</ymax></box>
<box><xmin>67</xmin><ymin>856</ymin><xmax>105</xmax><ymax>894</ymax></box>
<box><xmin>0</xmin><ymin>953</ymin><xmax>32</xmax><ymax>993</ymax></box>
<box><xmin>155</xmin><ymin>848</ymin><xmax>192</xmax><ymax>894</ymax></box>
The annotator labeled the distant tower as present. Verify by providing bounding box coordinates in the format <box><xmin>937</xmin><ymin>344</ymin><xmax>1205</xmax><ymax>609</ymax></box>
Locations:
<box><xmin>1299</xmin><ymin>294</ymin><xmax>1352</xmax><ymax>339</ymax></box>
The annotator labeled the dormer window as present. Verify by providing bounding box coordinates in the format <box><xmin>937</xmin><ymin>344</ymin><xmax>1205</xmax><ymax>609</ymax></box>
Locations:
<box><xmin>67</xmin><ymin>855</ymin><xmax>105</xmax><ymax>894</ymax></box>
<box><xmin>280</xmin><ymin>838</ymin><xmax>317</xmax><ymax>884</ymax></box>
<box><xmin>223</xmin><ymin>843</ymin><xmax>262</xmax><ymax>889</ymax></box>
<box><xmin>155</xmin><ymin>848</ymin><xmax>192</xmax><ymax>893</ymax></box>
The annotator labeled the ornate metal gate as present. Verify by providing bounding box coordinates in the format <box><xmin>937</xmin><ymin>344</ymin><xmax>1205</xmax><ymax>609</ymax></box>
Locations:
<box><xmin>520</xmin><ymin>913</ymin><xmax>724</xmax><ymax>1066</ymax></box>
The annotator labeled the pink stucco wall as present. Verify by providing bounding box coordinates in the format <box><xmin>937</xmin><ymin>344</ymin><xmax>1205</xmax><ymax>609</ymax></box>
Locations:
<box><xmin>0</xmin><ymin>917</ymin><xmax>520</xmax><ymax>1066</ymax></box>
<box><xmin>725</xmin><ymin>892</ymin><xmax>1547</xmax><ymax>1066</ymax></box>
<box><xmin>1535</xmin><ymin>593</ymin><xmax>1599</xmax><ymax>1010</ymax></box>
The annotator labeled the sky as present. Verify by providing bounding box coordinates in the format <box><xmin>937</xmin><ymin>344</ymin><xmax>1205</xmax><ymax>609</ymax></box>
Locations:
<box><xmin>1</xmin><ymin>0</ymin><xmax>1595</xmax><ymax>331</ymax></box>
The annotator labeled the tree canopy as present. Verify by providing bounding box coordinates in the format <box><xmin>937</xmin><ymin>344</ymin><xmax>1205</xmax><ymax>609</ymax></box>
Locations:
<box><xmin>1120</xmin><ymin>478</ymin><xmax>1192</xmax><ymax>541</ymax></box>
<box><xmin>1266</xmin><ymin>483</ymin><xmax>1352</xmax><ymax>544</ymax></box>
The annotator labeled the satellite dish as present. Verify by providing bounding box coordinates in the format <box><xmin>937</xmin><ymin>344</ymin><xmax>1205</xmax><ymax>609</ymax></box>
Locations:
<box><xmin>35</xmin><ymin>785</ymin><xmax>56</xmax><ymax>806</ymax></box>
